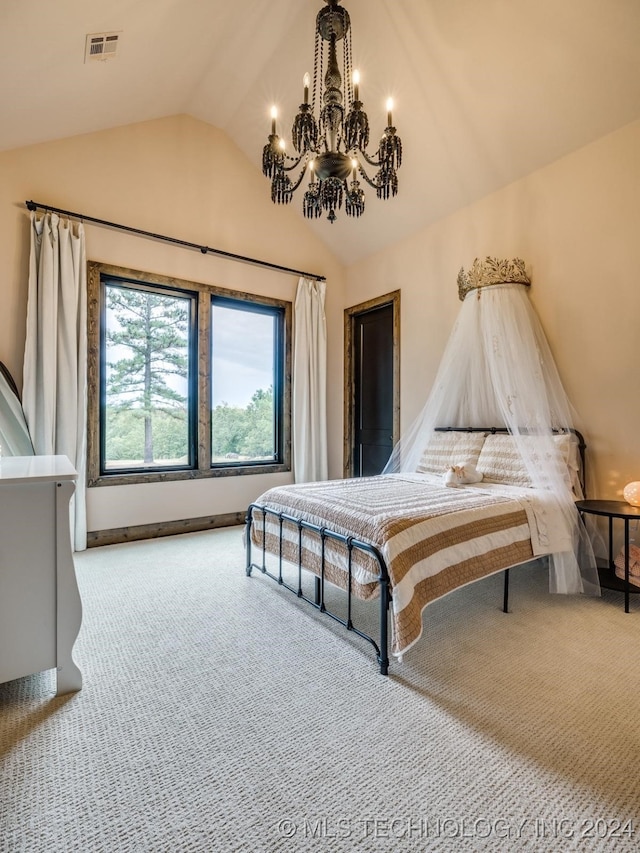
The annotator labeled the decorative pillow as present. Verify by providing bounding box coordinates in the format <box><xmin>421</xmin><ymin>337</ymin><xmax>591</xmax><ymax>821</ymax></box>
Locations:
<box><xmin>476</xmin><ymin>433</ymin><xmax>578</xmax><ymax>488</ymax></box>
<box><xmin>416</xmin><ymin>431</ymin><xmax>486</xmax><ymax>475</ymax></box>
<box><xmin>553</xmin><ymin>432</ymin><xmax>582</xmax><ymax>493</ymax></box>
<box><xmin>476</xmin><ymin>434</ymin><xmax>532</xmax><ymax>486</ymax></box>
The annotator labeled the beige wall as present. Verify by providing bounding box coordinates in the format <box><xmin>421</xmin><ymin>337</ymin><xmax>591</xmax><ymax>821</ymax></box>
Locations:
<box><xmin>2</xmin><ymin>113</ymin><xmax>638</xmax><ymax>534</ymax></box>
<box><xmin>346</xmin><ymin>119</ymin><xmax>640</xmax><ymax>500</ymax></box>
<box><xmin>0</xmin><ymin>115</ymin><xmax>346</xmax><ymax>532</ymax></box>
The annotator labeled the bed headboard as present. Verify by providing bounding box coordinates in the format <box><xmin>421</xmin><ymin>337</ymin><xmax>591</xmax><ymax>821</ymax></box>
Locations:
<box><xmin>434</xmin><ymin>426</ymin><xmax>587</xmax><ymax>496</ymax></box>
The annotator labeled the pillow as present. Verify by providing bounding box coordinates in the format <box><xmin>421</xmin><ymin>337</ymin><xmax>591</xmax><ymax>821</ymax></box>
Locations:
<box><xmin>553</xmin><ymin>432</ymin><xmax>579</xmax><ymax>471</ymax></box>
<box><xmin>476</xmin><ymin>433</ymin><xmax>578</xmax><ymax>488</ymax></box>
<box><xmin>476</xmin><ymin>434</ymin><xmax>532</xmax><ymax>486</ymax></box>
<box><xmin>416</xmin><ymin>431</ymin><xmax>486</xmax><ymax>475</ymax></box>
<box><xmin>553</xmin><ymin>432</ymin><xmax>582</xmax><ymax>494</ymax></box>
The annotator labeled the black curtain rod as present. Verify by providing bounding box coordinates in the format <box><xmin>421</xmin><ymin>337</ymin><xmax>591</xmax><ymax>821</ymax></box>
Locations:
<box><xmin>24</xmin><ymin>200</ymin><xmax>326</xmax><ymax>282</ymax></box>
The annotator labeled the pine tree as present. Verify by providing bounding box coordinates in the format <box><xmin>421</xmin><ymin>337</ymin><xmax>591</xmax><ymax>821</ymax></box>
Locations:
<box><xmin>105</xmin><ymin>287</ymin><xmax>189</xmax><ymax>464</ymax></box>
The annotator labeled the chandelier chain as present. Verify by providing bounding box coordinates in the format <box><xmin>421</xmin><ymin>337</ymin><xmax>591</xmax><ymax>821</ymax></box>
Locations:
<box><xmin>344</xmin><ymin>26</ymin><xmax>353</xmax><ymax>114</ymax></box>
<box><xmin>312</xmin><ymin>30</ymin><xmax>321</xmax><ymax>115</ymax></box>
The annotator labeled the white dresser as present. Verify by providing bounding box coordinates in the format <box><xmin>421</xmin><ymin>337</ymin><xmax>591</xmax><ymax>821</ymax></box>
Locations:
<box><xmin>0</xmin><ymin>455</ymin><xmax>82</xmax><ymax>694</ymax></box>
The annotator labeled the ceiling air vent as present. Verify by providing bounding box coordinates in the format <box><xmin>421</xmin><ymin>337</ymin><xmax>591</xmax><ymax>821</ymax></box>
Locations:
<box><xmin>84</xmin><ymin>32</ymin><xmax>121</xmax><ymax>63</ymax></box>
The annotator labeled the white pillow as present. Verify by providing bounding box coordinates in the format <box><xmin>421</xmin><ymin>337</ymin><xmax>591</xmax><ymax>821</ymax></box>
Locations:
<box><xmin>476</xmin><ymin>433</ymin><xmax>578</xmax><ymax>488</ymax></box>
<box><xmin>553</xmin><ymin>432</ymin><xmax>582</xmax><ymax>494</ymax></box>
<box><xmin>416</xmin><ymin>431</ymin><xmax>487</xmax><ymax>475</ymax></box>
<box><xmin>476</xmin><ymin>434</ymin><xmax>532</xmax><ymax>486</ymax></box>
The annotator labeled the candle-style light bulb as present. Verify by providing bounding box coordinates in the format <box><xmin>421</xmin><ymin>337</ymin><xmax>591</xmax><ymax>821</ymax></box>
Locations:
<box><xmin>270</xmin><ymin>105</ymin><xmax>277</xmax><ymax>135</ymax></box>
<box><xmin>351</xmin><ymin>157</ymin><xmax>358</xmax><ymax>180</ymax></box>
<box><xmin>353</xmin><ymin>69</ymin><xmax>360</xmax><ymax>102</ymax></box>
<box><xmin>386</xmin><ymin>97</ymin><xmax>394</xmax><ymax>128</ymax></box>
<box><xmin>309</xmin><ymin>159</ymin><xmax>316</xmax><ymax>183</ymax></box>
<box><xmin>303</xmin><ymin>72</ymin><xmax>310</xmax><ymax>104</ymax></box>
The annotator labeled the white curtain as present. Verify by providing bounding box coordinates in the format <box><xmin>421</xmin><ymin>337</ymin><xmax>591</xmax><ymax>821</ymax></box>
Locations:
<box><xmin>23</xmin><ymin>212</ymin><xmax>88</xmax><ymax>551</ymax></box>
<box><xmin>293</xmin><ymin>277</ymin><xmax>328</xmax><ymax>483</ymax></box>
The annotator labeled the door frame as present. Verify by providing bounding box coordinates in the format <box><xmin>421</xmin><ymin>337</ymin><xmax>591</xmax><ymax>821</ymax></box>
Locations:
<box><xmin>343</xmin><ymin>290</ymin><xmax>401</xmax><ymax>477</ymax></box>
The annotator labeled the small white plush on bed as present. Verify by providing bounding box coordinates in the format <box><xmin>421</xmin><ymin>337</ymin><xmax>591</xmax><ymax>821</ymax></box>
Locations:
<box><xmin>443</xmin><ymin>463</ymin><xmax>483</xmax><ymax>487</ymax></box>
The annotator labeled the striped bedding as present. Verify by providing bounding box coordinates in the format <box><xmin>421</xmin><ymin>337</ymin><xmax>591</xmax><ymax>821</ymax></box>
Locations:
<box><xmin>250</xmin><ymin>473</ymin><xmax>535</xmax><ymax>656</ymax></box>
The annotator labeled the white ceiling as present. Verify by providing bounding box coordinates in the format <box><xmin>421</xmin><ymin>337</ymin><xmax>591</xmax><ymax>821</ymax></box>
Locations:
<box><xmin>2</xmin><ymin>0</ymin><xmax>640</xmax><ymax>264</ymax></box>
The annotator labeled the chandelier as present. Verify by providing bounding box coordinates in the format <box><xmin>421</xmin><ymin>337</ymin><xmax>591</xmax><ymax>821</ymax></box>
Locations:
<box><xmin>262</xmin><ymin>0</ymin><xmax>402</xmax><ymax>224</ymax></box>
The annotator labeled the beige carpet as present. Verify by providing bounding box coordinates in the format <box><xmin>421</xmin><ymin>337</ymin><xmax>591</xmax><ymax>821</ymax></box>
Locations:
<box><xmin>1</xmin><ymin>526</ymin><xmax>639</xmax><ymax>852</ymax></box>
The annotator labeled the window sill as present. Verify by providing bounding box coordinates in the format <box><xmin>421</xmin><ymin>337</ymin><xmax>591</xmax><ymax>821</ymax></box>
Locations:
<box><xmin>88</xmin><ymin>461</ymin><xmax>291</xmax><ymax>488</ymax></box>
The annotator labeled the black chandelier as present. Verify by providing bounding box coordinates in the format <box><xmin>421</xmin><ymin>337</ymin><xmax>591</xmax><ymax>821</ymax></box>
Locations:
<box><xmin>262</xmin><ymin>0</ymin><xmax>402</xmax><ymax>224</ymax></box>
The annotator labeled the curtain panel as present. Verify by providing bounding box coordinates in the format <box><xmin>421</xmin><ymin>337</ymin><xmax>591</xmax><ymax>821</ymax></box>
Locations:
<box><xmin>23</xmin><ymin>212</ymin><xmax>88</xmax><ymax>550</ymax></box>
<box><xmin>293</xmin><ymin>277</ymin><xmax>328</xmax><ymax>483</ymax></box>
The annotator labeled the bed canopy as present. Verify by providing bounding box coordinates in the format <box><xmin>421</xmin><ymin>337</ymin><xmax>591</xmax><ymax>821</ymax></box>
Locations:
<box><xmin>384</xmin><ymin>257</ymin><xmax>600</xmax><ymax>597</ymax></box>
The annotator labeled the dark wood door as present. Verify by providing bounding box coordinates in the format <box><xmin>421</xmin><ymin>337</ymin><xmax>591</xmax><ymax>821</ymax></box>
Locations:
<box><xmin>353</xmin><ymin>303</ymin><xmax>394</xmax><ymax>477</ymax></box>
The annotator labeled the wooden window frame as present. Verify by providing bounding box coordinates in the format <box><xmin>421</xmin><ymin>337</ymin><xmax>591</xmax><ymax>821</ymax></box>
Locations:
<box><xmin>87</xmin><ymin>261</ymin><xmax>292</xmax><ymax>487</ymax></box>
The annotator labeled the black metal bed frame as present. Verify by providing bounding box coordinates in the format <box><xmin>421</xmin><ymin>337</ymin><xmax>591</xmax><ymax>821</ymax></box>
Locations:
<box><xmin>245</xmin><ymin>426</ymin><xmax>586</xmax><ymax>676</ymax></box>
<box><xmin>245</xmin><ymin>506</ymin><xmax>392</xmax><ymax>674</ymax></box>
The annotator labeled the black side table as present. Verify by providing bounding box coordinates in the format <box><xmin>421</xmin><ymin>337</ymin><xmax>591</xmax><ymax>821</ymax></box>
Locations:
<box><xmin>576</xmin><ymin>499</ymin><xmax>640</xmax><ymax>613</ymax></box>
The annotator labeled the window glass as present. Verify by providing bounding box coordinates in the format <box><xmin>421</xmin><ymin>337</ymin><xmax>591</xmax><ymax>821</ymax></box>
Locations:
<box><xmin>211</xmin><ymin>300</ymin><xmax>279</xmax><ymax>465</ymax></box>
<box><xmin>103</xmin><ymin>282</ymin><xmax>193</xmax><ymax>472</ymax></box>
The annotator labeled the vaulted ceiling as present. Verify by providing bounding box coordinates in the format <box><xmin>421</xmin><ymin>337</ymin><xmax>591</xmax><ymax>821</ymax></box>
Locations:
<box><xmin>2</xmin><ymin>0</ymin><xmax>639</xmax><ymax>264</ymax></box>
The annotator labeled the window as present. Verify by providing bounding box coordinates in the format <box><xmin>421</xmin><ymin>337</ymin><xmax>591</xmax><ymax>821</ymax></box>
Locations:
<box><xmin>87</xmin><ymin>262</ymin><xmax>291</xmax><ymax>486</ymax></box>
<box><xmin>211</xmin><ymin>297</ymin><xmax>284</xmax><ymax>467</ymax></box>
<box><xmin>101</xmin><ymin>280</ymin><xmax>197</xmax><ymax>474</ymax></box>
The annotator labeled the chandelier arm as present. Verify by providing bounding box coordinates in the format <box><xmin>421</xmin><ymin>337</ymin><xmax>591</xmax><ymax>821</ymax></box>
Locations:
<box><xmin>288</xmin><ymin>166</ymin><xmax>312</xmax><ymax>195</ymax></box>
<box><xmin>360</xmin><ymin>148</ymin><xmax>383</xmax><ymax>168</ymax></box>
<box><xmin>281</xmin><ymin>152</ymin><xmax>307</xmax><ymax>172</ymax></box>
<box><xmin>355</xmin><ymin>163</ymin><xmax>380</xmax><ymax>190</ymax></box>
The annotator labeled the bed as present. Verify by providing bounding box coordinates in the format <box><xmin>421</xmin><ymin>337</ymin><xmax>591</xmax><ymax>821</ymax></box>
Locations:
<box><xmin>245</xmin><ymin>427</ymin><xmax>585</xmax><ymax>675</ymax></box>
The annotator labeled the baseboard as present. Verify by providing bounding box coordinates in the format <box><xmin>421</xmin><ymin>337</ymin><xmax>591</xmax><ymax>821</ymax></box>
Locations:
<box><xmin>87</xmin><ymin>511</ymin><xmax>245</xmax><ymax>547</ymax></box>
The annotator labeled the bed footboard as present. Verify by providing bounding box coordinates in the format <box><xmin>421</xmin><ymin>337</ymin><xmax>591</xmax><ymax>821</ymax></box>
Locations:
<box><xmin>245</xmin><ymin>503</ymin><xmax>392</xmax><ymax>675</ymax></box>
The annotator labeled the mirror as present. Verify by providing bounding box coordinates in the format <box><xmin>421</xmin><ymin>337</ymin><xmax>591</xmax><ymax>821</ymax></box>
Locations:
<box><xmin>0</xmin><ymin>362</ymin><xmax>34</xmax><ymax>457</ymax></box>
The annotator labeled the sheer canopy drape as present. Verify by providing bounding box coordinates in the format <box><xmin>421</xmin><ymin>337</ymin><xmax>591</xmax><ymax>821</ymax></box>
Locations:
<box><xmin>23</xmin><ymin>211</ymin><xmax>88</xmax><ymax>551</ymax></box>
<box><xmin>385</xmin><ymin>265</ymin><xmax>600</xmax><ymax>598</ymax></box>
<box><xmin>293</xmin><ymin>277</ymin><xmax>328</xmax><ymax>483</ymax></box>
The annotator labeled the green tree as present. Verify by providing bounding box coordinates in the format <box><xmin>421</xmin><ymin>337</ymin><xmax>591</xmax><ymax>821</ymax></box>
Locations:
<box><xmin>106</xmin><ymin>286</ymin><xmax>189</xmax><ymax>464</ymax></box>
<box><xmin>240</xmin><ymin>387</ymin><xmax>274</xmax><ymax>458</ymax></box>
<box><xmin>105</xmin><ymin>408</ymin><xmax>143</xmax><ymax>462</ymax></box>
<box><xmin>211</xmin><ymin>402</ymin><xmax>249</xmax><ymax>459</ymax></box>
<box><xmin>211</xmin><ymin>386</ymin><xmax>274</xmax><ymax>461</ymax></box>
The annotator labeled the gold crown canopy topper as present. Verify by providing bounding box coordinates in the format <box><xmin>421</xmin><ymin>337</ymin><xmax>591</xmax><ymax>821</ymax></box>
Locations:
<box><xmin>457</xmin><ymin>257</ymin><xmax>531</xmax><ymax>301</ymax></box>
